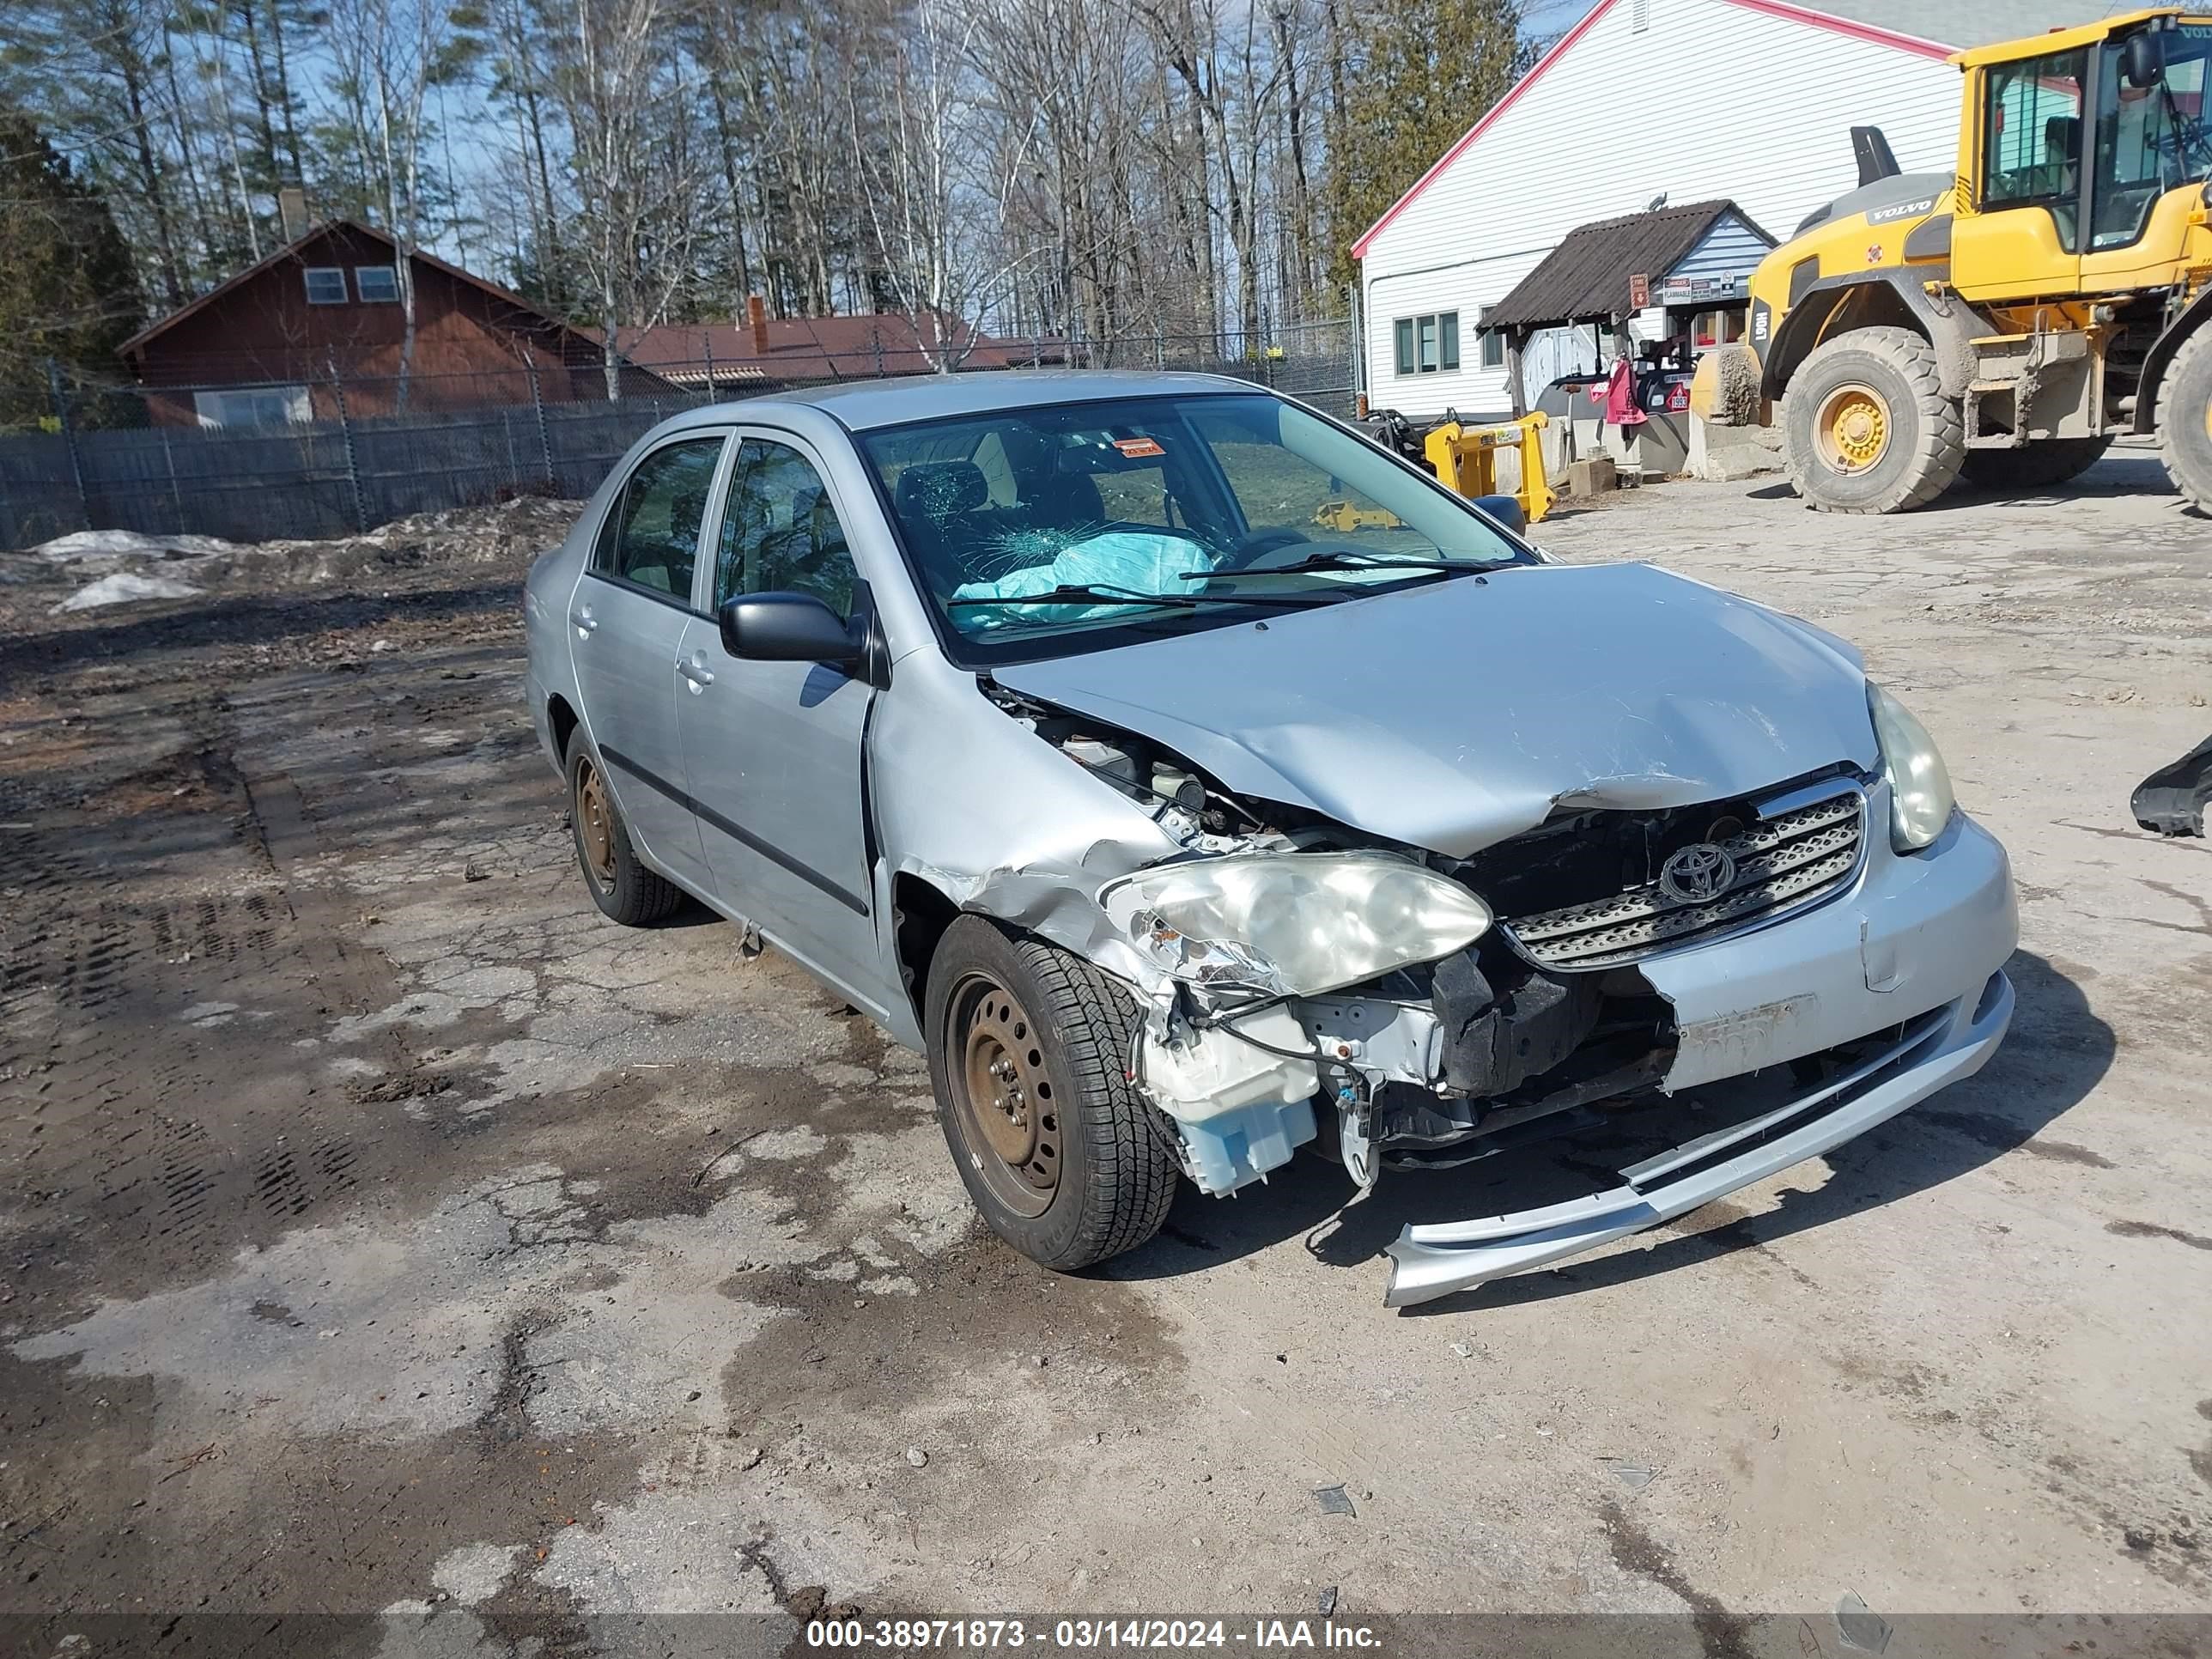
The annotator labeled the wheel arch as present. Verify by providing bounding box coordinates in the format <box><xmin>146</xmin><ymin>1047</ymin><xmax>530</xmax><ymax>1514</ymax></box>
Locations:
<box><xmin>2132</xmin><ymin>284</ymin><xmax>2212</xmax><ymax>435</ymax></box>
<box><xmin>547</xmin><ymin>692</ymin><xmax>580</xmax><ymax>763</ymax></box>
<box><xmin>892</xmin><ymin>871</ymin><xmax>963</xmax><ymax>1030</ymax></box>
<box><xmin>1764</xmin><ymin>273</ymin><xmax>1980</xmax><ymax>404</ymax></box>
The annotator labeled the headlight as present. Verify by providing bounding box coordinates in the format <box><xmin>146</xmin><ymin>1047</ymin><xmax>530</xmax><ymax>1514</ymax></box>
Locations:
<box><xmin>1868</xmin><ymin>683</ymin><xmax>1955</xmax><ymax>852</ymax></box>
<box><xmin>1101</xmin><ymin>851</ymin><xmax>1492</xmax><ymax>999</ymax></box>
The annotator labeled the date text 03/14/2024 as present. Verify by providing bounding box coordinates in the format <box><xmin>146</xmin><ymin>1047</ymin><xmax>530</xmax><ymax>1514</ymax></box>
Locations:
<box><xmin>803</xmin><ymin>1619</ymin><xmax>1384</xmax><ymax>1650</ymax></box>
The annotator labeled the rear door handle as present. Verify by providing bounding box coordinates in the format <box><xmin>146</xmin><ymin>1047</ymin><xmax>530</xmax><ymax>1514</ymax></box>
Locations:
<box><xmin>569</xmin><ymin>606</ymin><xmax>598</xmax><ymax>635</ymax></box>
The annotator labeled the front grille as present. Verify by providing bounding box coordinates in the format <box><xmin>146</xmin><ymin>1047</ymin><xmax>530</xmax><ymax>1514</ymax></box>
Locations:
<box><xmin>1502</xmin><ymin>788</ymin><xmax>1865</xmax><ymax>970</ymax></box>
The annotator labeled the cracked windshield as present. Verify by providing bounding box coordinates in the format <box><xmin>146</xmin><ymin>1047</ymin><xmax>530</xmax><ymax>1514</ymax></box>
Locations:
<box><xmin>860</xmin><ymin>392</ymin><xmax>1529</xmax><ymax>647</ymax></box>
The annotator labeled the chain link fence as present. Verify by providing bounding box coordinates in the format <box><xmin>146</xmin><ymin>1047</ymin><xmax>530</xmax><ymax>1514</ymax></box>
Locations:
<box><xmin>0</xmin><ymin>319</ymin><xmax>1355</xmax><ymax>550</ymax></box>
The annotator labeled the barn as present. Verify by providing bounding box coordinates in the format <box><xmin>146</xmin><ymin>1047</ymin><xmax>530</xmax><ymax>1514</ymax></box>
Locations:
<box><xmin>118</xmin><ymin>219</ymin><xmax>616</xmax><ymax>427</ymax></box>
<box><xmin>1352</xmin><ymin>0</ymin><xmax>2101</xmax><ymax>420</ymax></box>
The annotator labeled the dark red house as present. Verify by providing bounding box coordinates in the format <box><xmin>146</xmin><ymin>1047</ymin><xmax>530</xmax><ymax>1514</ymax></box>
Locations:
<box><xmin>118</xmin><ymin>221</ymin><xmax>616</xmax><ymax>427</ymax></box>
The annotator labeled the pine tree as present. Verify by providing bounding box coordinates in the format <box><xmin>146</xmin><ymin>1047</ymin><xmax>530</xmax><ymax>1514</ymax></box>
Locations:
<box><xmin>1327</xmin><ymin>0</ymin><xmax>1524</xmax><ymax>289</ymax></box>
<box><xmin>0</xmin><ymin>106</ymin><xmax>145</xmax><ymax>429</ymax></box>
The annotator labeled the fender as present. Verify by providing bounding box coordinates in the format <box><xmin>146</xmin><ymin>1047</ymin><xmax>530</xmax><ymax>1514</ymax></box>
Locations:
<box><xmin>2130</xmin><ymin>284</ymin><xmax>2212</xmax><ymax>434</ymax></box>
<box><xmin>1759</xmin><ymin>270</ymin><xmax>1983</xmax><ymax>404</ymax></box>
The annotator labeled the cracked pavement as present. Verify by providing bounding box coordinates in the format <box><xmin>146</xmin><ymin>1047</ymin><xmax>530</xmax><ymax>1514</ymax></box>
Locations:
<box><xmin>0</xmin><ymin>456</ymin><xmax>2207</xmax><ymax>1655</ymax></box>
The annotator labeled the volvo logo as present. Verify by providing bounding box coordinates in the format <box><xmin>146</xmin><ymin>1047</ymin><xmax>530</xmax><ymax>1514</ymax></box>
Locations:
<box><xmin>1658</xmin><ymin>842</ymin><xmax>1736</xmax><ymax>905</ymax></box>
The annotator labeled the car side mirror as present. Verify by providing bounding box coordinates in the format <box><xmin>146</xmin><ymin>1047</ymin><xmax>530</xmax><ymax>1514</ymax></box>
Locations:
<box><xmin>2126</xmin><ymin>30</ymin><xmax>2165</xmax><ymax>88</ymax></box>
<box><xmin>717</xmin><ymin>592</ymin><xmax>863</xmax><ymax>666</ymax></box>
<box><xmin>1470</xmin><ymin>493</ymin><xmax>1525</xmax><ymax>536</ymax></box>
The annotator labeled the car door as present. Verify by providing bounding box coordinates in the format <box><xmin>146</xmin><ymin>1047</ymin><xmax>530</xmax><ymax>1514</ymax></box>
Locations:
<box><xmin>676</xmin><ymin>430</ymin><xmax>887</xmax><ymax>1012</ymax></box>
<box><xmin>568</xmin><ymin>430</ymin><xmax>730</xmax><ymax>896</ymax></box>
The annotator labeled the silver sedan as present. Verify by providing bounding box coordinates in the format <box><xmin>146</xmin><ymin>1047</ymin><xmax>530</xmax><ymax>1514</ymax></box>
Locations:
<box><xmin>522</xmin><ymin>371</ymin><xmax>2017</xmax><ymax>1307</ymax></box>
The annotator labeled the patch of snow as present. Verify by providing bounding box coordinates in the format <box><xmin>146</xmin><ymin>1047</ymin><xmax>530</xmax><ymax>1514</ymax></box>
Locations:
<box><xmin>32</xmin><ymin>529</ymin><xmax>240</xmax><ymax>563</ymax></box>
<box><xmin>53</xmin><ymin>571</ymin><xmax>205</xmax><ymax>612</ymax></box>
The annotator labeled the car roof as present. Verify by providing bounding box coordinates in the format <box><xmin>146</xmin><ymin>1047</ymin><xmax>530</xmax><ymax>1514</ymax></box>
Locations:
<box><xmin>670</xmin><ymin>369</ymin><xmax>1269</xmax><ymax>434</ymax></box>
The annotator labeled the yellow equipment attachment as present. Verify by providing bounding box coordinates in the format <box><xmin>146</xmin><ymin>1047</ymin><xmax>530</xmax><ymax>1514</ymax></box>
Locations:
<box><xmin>1311</xmin><ymin>499</ymin><xmax>1404</xmax><ymax>532</ymax></box>
<box><xmin>1420</xmin><ymin>412</ymin><xmax>1557</xmax><ymax>526</ymax></box>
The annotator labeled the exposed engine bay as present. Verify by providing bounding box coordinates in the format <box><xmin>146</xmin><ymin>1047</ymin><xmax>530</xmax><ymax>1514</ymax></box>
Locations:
<box><xmin>981</xmin><ymin>678</ymin><xmax>1686</xmax><ymax>1199</ymax></box>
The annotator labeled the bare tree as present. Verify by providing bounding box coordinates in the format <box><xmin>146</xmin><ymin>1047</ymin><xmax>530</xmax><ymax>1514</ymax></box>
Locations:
<box><xmin>319</xmin><ymin>0</ymin><xmax>477</xmax><ymax>404</ymax></box>
<box><xmin>544</xmin><ymin>0</ymin><xmax>715</xmax><ymax>392</ymax></box>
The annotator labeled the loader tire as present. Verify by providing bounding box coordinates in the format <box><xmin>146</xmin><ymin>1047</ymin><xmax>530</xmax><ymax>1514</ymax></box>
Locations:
<box><xmin>1783</xmin><ymin>326</ymin><xmax>1965</xmax><ymax>514</ymax></box>
<box><xmin>2157</xmin><ymin>325</ymin><xmax>2212</xmax><ymax>513</ymax></box>
<box><xmin>1960</xmin><ymin>436</ymin><xmax>2112</xmax><ymax>492</ymax></box>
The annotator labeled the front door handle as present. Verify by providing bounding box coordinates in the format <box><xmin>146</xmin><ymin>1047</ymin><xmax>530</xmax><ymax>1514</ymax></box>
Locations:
<box><xmin>569</xmin><ymin>606</ymin><xmax>598</xmax><ymax>635</ymax></box>
<box><xmin>678</xmin><ymin>656</ymin><xmax>715</xmax><ymax>690</ymax></box>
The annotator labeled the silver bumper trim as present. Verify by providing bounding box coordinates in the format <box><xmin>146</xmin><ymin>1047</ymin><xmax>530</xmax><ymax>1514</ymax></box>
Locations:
<box><xmin>1381</xmin><ymin>969</ymin><xmax>2014</xmax><ymax>1308</ymax></box>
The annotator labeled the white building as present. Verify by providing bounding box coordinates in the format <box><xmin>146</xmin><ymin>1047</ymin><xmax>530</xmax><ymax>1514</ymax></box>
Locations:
<box><xmin>1354</xmin><ymin>0</ymin><xmax>2103</xmax><ymax>418</ymax></box>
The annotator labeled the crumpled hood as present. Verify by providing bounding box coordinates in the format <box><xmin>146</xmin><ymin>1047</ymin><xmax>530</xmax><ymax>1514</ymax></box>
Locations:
<box><xmin>991</xmin><ymin>562</ymin><xmax>1880</xmax><ymax>858</ymax></box>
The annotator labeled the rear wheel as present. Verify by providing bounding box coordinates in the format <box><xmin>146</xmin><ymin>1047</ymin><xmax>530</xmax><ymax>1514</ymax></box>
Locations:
<box><xmin>2158</xmin><ymin>325</ymin><xmax>2212</xmax><ymax>512</ymax></box>
<box><xmin>924</xmin><ymin>916</ymin><xmax>1177</xmax><ymax>1271</ymax></box>
<box><xmin>1960</xmin><ymin>435</ymin><xmax>2113</xmax><ymax>491</ymax></box>
<box><xmin>1783</xmin><ymin>326</ymin><xmax>1965</xmax><ymax>514</ymax></box>
<box><xmin>565</xmin><ymin>730</ymin><xmax>684</xmax><ymax>927</ymax></box>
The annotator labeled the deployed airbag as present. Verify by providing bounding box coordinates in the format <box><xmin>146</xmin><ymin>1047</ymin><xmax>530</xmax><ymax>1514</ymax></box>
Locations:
<box><xmin>951</xmin><ymin>532</ymin><xmax>1212</xmax><ymax>629</ymax></box>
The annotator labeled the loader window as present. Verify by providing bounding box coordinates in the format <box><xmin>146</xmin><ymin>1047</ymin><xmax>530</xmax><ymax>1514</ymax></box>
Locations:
<box><xmin>1983</xmin><ymin>48</ymin><xmax>2087</xmax><ymax>249</ymax></box>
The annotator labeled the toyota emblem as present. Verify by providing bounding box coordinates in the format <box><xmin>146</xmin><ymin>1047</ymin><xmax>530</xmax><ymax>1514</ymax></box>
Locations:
<box><xmin>1658</xmin><ymin>842</ymin><xmax>1736</xmax><ymax>904</ymax></box>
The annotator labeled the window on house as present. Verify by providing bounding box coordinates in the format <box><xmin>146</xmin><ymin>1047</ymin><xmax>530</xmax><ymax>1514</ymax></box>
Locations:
<box><xmin>1478</xmin><ymin>306</ymin><xmax>1505</xmax><ymax>368</ymax></box>
<box><xmin>303</xmin><ymin>267</ymin><xmax>348</xmax><ymax>305</ymax></box>
<box><xmin>1393</xmin><ymin>311</ymin><xmax>1461</xmax><ymax>374</ymax></box>
<box><xmin>355</xmin><ymin>265</ymin><xmax>400</xmax><ymax>303</ymax></box>
<box><xmin>193</xmin><ymin>386</ymin><xmax>312</xmax><ymax>428</ymax></box>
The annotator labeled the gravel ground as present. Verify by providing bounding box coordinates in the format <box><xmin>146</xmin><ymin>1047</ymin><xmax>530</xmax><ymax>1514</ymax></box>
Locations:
<box><xmin>0</xmin><ymin>451</ymin><xmax>2206</xmax><ymax>1657</ymax></box>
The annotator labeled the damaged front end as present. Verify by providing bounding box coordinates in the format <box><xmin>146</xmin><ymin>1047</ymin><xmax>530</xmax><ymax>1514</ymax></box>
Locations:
<box><xmin>953</xmin><ymin>678</ymin><xmax>2014</xmax><ymax>1310</ymax></box>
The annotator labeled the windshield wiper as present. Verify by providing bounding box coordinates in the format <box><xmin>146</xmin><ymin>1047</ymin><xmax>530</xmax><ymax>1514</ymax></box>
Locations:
<box><xmin>1176</xmin><ymin>550</ymin><xmax>1511</xmax><ymax>580</ymax></box>
<box><xmin>945</xmin><ymin>582</ymin><xmax>1335</xmax><ymax>611</ymax></box>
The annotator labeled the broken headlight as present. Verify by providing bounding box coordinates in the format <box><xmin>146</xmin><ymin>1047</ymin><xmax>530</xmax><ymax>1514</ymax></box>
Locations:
<box><xmin>1103</xmin><ymin>851</ymin><xmax>1492</xmax><ymax>999</ymax></box>
<box><xmin>1868</xmin><ymin>683</ymin><xmax>1955</xmax><ymax>852</ymax></box>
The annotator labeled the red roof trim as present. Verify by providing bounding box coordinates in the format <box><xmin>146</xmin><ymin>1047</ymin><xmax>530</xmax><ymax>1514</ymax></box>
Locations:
<box><xmin>1352</xmin><ymin>0</ymin><xmax>1951</xmax><ymax>260</ymax></box>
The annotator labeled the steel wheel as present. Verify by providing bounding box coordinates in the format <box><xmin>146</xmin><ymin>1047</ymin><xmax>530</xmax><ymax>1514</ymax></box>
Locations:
<box><xmin>574</xmin><ymin>754</ymin><xmax>617</xmax><ymax>890</ymax></box>
<box><xmin>1814</xmin><ymin>382</ymin><xmax>1890</xmax><ymax>474</ymax></box>
<box><xmin>949</xmin><ymin>971</ymin><xmax>1060</xmax><ymax>1219</ymax></box>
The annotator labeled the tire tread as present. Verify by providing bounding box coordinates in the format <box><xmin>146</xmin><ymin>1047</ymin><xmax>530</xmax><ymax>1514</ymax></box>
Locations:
<box><xmin>1783</xmin><ymin>325</ymin><xmax>1965</xmax><ymax>514</ymax></box>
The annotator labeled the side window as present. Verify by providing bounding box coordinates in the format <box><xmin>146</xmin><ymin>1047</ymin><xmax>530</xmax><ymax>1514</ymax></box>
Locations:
<box><xmin>713</xmin><ymin>439</ymin><xmax>858</xmax><ymax>618</ymax></box>
<box><xmin>1093</xmin><ymin>462</ymin><xmax>1176</xmax><ymax>528</ymax></box>
<box><xmin>595</xmin><ymin>437</ymin><xmax>724</xmax><ymax>599</ymax></box>
<box><xmin>1984</xmin><ymin>50</ymin><xmax>2087</xmax><ymax>211</ymax></box>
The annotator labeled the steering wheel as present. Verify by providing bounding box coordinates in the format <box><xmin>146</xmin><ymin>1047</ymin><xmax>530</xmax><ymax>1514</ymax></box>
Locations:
<box><xmin>2154</xmin><ymin>115</ymin><xmax>2212</xmax><ymax>174</ymax></box>
<box><xmin>1212</xmin><ymin>526</ymin><xmax>1312</xmax><ymax>572</ymax></box>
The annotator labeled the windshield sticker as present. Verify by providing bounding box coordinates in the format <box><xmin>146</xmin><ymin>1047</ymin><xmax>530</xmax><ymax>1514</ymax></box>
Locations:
<box><xmin>1113</xmin><ymin>436</ymin><xmax>1165</xmax><ymax>459</ymax></box>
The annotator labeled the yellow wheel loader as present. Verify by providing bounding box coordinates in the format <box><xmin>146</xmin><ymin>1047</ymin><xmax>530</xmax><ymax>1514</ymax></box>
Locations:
<box><xmin>1700</xmin><ymin>8</ymin><xmax>2212</xmax><ymax>513</ymax></box>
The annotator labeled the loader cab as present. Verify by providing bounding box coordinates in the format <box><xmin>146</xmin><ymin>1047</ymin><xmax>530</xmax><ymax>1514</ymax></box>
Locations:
<box><xmin>1953</xmin><ymin>12</ymin><xmax>2212</xmax><ymax>301</ymax></box>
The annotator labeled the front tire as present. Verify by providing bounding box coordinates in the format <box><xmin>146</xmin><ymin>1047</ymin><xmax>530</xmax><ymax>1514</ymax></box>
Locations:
<box><xmin>2158</xmin><ymin>325</ymin><xmax>2212</xmax><ymax>512</ymax></box>
<box><xmin>924</xmin><ymin>916</ymin><xmax>1177</xmax><ymax>1271</ymax></box>
<box><xmin>1783</xmin><ymin>326</ymin><xmax>1965</xmax><ymax>514</ymax></box>
<box><xmin>1960</xmin><ymin>435</ymin><xmax>2112</xmax><ymax>491</ymax></box>
<box><xmin>565</xmin><ymin>730</ymin><xmax>683</xmax><ymax>927</ymax></box>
